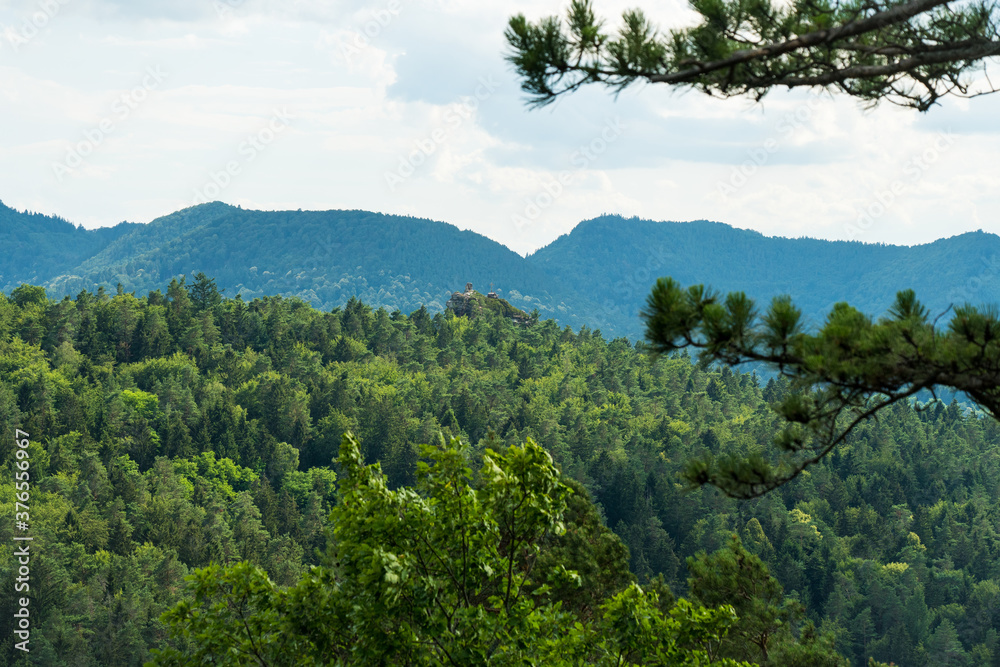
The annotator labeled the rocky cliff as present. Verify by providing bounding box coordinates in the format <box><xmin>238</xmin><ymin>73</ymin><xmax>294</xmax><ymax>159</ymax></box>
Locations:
<box><xmin>446</xmin><ymin>283</ymin><xmax>531</xmax><ymax>324</ymax></box>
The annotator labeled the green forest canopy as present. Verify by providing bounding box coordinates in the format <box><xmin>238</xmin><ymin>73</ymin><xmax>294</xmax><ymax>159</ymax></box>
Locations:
<box><xmin>0</xmin><ymin>278</ymin><xmax>998</xmax><ymax>663</ymax></box>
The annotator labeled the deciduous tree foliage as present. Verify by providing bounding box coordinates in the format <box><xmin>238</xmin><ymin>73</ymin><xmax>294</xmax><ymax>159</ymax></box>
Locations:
<box><xmin>151</xmin><ymin>433</ymin><xmax>749</xmax><ymax>666</ymax></box>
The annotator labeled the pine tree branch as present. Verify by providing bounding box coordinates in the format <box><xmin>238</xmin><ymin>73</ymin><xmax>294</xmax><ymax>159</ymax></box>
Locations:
<box><xmin>507</xmin><ymin>0</ymin><xmax>1000</xmax><ymax>109</ymax></box>
<box><xmin>646</xmin><ymin>0</ymin><xmax>957</xmax><ymax>85</ymax></box>
<box><xmin>644</xmin><ymin>280</ymin><xmax>1000</xmax><ymax>497</ymax></box>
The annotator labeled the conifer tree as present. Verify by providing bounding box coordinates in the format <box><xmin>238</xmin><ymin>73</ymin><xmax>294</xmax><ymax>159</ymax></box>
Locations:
<box><xmin>508</xmin><ymin>1</ymin><xmax>1000</xmax><ymax>499</ymax></box>
<box><xmin>506</xmin><ymin>0</ymin><xmax>1000</xmax><ymax>111</ymax></box>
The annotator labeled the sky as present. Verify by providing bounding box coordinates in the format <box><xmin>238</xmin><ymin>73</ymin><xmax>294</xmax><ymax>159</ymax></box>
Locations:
<box><xmin>1</xmin><ymin>0</ymin><xmax>999</xmax><ymax>256</ymax></box>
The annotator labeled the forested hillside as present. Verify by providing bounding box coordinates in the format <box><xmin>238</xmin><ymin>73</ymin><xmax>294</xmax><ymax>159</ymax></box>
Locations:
<box><xmin>528</xmin><ymin>215</ymin><xmax>1000</xmax><ymax>338</ymax></box>
<box><xmin>4</xmin><ymin>201</ymin><xmax>1000</xmax><ymax>343</ymax></box>
<box><xmin>2</xmin><ymin>202</ymin><xmax>606</xmax><ymax>335</ymax></box>
<box><xmin>0</xmin><ymin>201</ymin><xmax>136</xmax><ymax>291</ymax></box>
<box><xmin>1</xmin><ymin>278</ymin><xmax>999</xmax><ymax>664</ymax></box>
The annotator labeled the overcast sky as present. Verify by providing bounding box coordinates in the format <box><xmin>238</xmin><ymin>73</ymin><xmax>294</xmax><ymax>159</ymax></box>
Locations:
<box><xmin>2</xmin><ymin>0</ymin><xmax>999</xmax><ymax>255</ymax></box>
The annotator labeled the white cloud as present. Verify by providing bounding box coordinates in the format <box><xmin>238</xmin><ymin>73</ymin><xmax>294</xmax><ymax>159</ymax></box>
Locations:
<box><xmin>0</xmin><ymin>0</ymin><xmax>998</xmax><ymax>253</ymax></box>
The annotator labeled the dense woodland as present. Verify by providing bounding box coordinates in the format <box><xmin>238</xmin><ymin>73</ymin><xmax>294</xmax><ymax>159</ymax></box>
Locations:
<box><xmin>1</xmin><ymin>276</ymin><xmax>1000</xmax><ymax>664</ymax></box>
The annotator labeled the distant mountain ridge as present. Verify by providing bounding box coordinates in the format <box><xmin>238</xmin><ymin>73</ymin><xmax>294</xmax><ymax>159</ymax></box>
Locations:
<box><xmin>529</xmin><ymin>215</ymin><xmax>1000</xmax><ymax>337</ymax></box>
<box><xmin>0</xmin><ymin>199</ymin><xmax>138</xmax><ymax>288</ymax></box>
<box><xmin>2</xmin><ymin>200</ymin><xmax>998</xmax><ymax>340</ymax></box>
<box><xmin>2</xmin><ymin>201</ymin><xmax>609</xmax><ymax>333</ymax></box>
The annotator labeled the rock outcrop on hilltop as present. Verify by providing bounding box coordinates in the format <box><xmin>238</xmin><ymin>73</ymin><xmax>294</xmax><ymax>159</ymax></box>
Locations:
<box><xmin>446</xmin><ymin>282</ymin><xmax>531</xmax><ymax>324</ymax></box>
